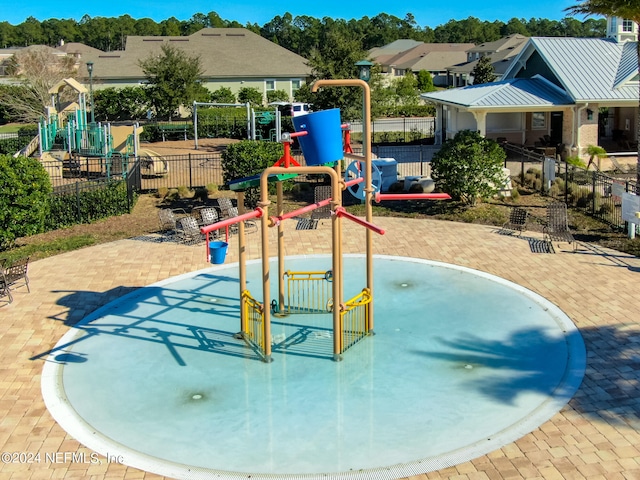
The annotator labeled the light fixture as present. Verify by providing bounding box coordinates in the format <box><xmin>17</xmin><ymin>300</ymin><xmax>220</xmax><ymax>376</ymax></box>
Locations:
<box><xmin>355</xmin><ymin>60</ymin><xmax>373</xmax><ymax>83</ymax></box>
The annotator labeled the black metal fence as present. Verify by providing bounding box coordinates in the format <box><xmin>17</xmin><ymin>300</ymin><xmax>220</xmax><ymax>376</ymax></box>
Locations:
<box><xmin>502</xmin><ymin>143</ymin><xmax>638</xmax><ymax>230</ymax></box>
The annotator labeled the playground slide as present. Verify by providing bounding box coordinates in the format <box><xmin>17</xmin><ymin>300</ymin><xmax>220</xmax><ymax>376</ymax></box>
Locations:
<box><xmin>138</xmin><ymin>148</ymin><xmax>169</xmax><ymax>175</ymax></box>
<box><xmin>14</xmin><ymin>135</ymin><xmax>40</xmax><ymax>158</ymax></box>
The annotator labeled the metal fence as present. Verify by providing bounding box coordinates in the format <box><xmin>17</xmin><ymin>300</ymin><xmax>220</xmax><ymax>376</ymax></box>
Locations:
<box><xmin>349</xmin><ymin>117</ymin><xmax>435</xmax><ymax>143</ymax></box>
<box><xmin>502</xmin><ymin>143</ymin><xmax>638</xmax><ymax>230</ymax></box>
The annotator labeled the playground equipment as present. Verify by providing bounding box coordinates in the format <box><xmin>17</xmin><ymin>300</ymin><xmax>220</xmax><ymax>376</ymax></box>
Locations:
<box><xmin>28</xmin><ymin>78</ymin><xmax>144</xmax><ymax>179</ymax></box>
<box><xmin>201</xmin><ymin>79</ymin><xmax>451</xmax><ymax>362</ymax></box>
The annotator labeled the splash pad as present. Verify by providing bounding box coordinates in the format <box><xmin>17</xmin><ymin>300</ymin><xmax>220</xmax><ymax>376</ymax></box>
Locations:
<box><xmin>42</xmin><ymin>255</ymin><xmax>585</xmax><ymax>479</ymax></box>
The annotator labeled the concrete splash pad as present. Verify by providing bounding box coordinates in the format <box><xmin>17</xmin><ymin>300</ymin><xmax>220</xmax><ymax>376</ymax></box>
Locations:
<box><xmin>42</xmin><ymin>255</ymin><xmax>585</xmax><ymax>479</ymax></box>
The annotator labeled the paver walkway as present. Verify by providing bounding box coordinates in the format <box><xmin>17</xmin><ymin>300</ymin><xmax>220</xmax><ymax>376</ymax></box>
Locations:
<box><xmin>1</xmin><ymin>217</ymin><xmax>640</xmax><ymax>479</ymax></box>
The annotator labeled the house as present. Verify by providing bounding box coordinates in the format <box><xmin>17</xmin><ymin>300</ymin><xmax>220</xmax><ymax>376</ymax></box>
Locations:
<box><xmin>1</xmin><ymin>28</ymin><xmax>312</xmax><ymax>104</ymax></box>
<box><xmin>369</xmin><ymin>40</ymin><xmax>474</xmax><ymax>87</ymax></box>
<box><xmin>446</xmin><ymin>34</ymin><xmax>528</xmax><ymax>87</ymax></box>
<box><xmin>420</xmin><ymin>16</ymin><xmax>639</xmax><ymax>158</ymax></box>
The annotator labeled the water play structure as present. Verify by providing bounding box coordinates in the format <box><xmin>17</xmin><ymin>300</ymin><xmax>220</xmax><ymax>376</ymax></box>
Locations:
<box><xmin>199</xmin><ymin>79</ymin><xmax>451</xmax><ymax>362</ymax></box>
<box><xmin>40</xmin><ymin>79</ymin><xmax>586</xmax><ymax>479</ymax></box>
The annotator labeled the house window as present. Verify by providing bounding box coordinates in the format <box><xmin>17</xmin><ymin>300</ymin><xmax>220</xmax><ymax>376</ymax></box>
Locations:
<box><xmin>395</xmin><ymin>69</ymin><xmax>405</xmax><ymax>76</ymax></box>
<box><xmin>532</xmin><ymin>112</ymin><xmax>546</xmax><ymax>129</ymax></box>
<box><xmin>611</xmin><ymin>16</ymin><xmax>617</xmax><ymax>33</ymax></box>
<box><xmin>265</xmin><ymin>79</ymin><xmax>276</xmax><ymax>92</ymax></box>
<box><xmin>291</xmin><ymin>79</ymin><xmax>302</xmax><ymax>93</ymax></box>
<box><xmin>623</xmin><ymin>19</ymin><xmax>634</xmax><ymax>32</ymax></box>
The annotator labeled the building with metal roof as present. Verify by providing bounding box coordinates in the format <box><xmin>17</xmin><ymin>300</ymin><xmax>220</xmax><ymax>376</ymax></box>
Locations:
<box><xmin>421</xmin><ymin>18</ymin><xmax>638</xmax><ymax>158</ymax></box>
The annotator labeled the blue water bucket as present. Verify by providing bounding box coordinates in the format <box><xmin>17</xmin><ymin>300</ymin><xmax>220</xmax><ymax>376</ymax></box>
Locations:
<box><xmin>292</xmin><ymin>108</ymin><xmax>343</xmax><ymax>166</ymax></box>
<box><xmin>209</xmin><ymin>241</ymin><xmax>228</xmax><ymax>264</ymax></box>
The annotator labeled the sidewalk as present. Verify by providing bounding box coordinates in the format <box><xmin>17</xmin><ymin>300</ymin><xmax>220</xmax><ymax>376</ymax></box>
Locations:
<box><xmin>1</xmin><ymin>217</ymin><xmax>640</xmax><ymax>479</ymax></box>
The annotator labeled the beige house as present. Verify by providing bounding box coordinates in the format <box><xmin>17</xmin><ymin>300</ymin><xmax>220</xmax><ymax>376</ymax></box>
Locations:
<box><xmin>369</xmin><ymin>40</ymin><xmax>474</xmax><ymax>87</ymax></box>
<box><xmin>447</xmin><ymin>34</ymin><xmax>528</xmax><ymax>87</ymax></box>
<box><xmin>1</xmin><ymin>28</ymin><xmax>312</xmax><ymax>104</ymax></box>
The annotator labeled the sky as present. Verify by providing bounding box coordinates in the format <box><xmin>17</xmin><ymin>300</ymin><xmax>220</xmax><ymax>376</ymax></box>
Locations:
<box><xmin>2</xmin><ymin>0</ymin><xmax>589</xmax><ymax>29</ymax></box>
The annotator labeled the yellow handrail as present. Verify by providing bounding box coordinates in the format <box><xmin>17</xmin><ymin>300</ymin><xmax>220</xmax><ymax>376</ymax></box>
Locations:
<box><xmin>340</xmin><ymin>288</ymin><xmax>371</xmax><ymax>353</ymax></box>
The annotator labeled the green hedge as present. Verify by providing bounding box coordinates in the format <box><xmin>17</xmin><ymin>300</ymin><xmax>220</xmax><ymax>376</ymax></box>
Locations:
<box><xmin>0</xmin><ymin>154</ymin><xmax>52</xmax><ymax>250</ymax></box>
<box><xmin>46</xmin><ymin>181</ymin><xmax>133</xmax><ymax>230</ymax></box>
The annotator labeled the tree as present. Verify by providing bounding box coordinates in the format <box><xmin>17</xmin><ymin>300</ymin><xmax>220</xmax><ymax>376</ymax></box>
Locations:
<box><xmin>565</xmin><ymin>1</ymin><xmax>640</xmax><ymax>187</ymax></box>
<box><xmin>431</xmin><ymin>130</ymin><xmax>506</xmax><ymax>204</ymax></box>
<box><xmin>0</xmin><ymin>46</ymin><xmax>76</xmax><ymax>123</ymax></box>
<box><xmin>471</xmin><ymin>56</ymin><xmax>497</xmax><ymax>85</ymax></box>
<box><xmin>139</xmin><ymin>44</ymin><xmax>207</xmax><ymax>120</ymax></box>
<box><xmin>210</xmin><ymin>87</ymin><xmax>236</xmax><ymax>104</ymax></box>
<box><xmin>416</xmin><ymin>70</ymin><xmax>435</xmax><ymax>92</ymax></box>
<box><xmin>94</xmin><ymin>87</ymin><xmax>149</xmax><ymax>121</ymax></box>
<box><xmin>267</xmin><ymin>89</ymin><xmax>290</xmax><ymax>103</ymax></box>
<box><xmin>393</xmin><ymin>71</ymin><xmax>420</xmax><ymax>106</ymax></box>
<box><xmin>237</xmin><ymin>87</ymin><xmax>263</xmax><ymax>106</ymax></box>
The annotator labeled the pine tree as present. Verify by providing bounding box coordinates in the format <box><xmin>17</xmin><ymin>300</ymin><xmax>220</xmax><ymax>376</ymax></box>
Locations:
<box><xmin>471</xmin><ymin>56</ymin><xmax>497</xmax><ymax>85</ymax></box>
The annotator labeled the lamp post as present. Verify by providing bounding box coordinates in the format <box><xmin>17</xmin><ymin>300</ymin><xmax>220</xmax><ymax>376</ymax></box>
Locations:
<box><xmin>355</xmin><ymin>60</ymin><xmax>373</xmax><ymax>83</ymax></box>
<box><xmin>86</xmin><ymin>61</ymin><xmax>95</xmax><ymax>124</ymax></box>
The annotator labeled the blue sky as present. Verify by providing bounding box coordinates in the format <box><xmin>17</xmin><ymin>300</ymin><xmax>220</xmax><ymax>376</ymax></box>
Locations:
<box><xmin>3</xmin><ymin>0</ymin><xmax>588</xmax><ymax>28</ymax></box>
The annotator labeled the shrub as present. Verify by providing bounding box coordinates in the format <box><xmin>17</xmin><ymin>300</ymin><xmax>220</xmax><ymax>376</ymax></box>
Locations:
<box><xmin>221</xmin><ymin>141</ymin><xmax>284</xmax><ymax>207</ymax></box>
<box><xmin>45</xmin><ymin>181</ymin><xmax>131</xmax><ymax>230</ymax></box>
<box><xmin>206</xmin><ymin>183</ymin><xmax>218</xmax><ymax>195</ymax></box>
<box><xmin>510</xmin><ymin>188</ymin><xmax>520</xmax><ymax>201</ymax></box>
<box><xmin>0</xmin><ymin>154</ymin><xmax>52</xmax><ymax>249</ymax></box>
<box><xmin>431</xmin><ymin>130</ymin><xmax>506</xmax><ymax>205</ymax></box>
<box><xmin>177</xmin><ymin>185</ymin><xmax>191</xmax><ymax>198</ymax></box>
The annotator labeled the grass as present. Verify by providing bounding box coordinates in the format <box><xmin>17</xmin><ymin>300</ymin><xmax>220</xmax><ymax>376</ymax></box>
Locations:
<box><xmin>0</xmin><ymin>235</ymin><xmax>96</xmax><ymax>264</ymax></box>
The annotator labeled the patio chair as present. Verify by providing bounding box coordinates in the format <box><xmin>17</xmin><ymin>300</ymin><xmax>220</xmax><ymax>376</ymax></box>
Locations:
<box><xmin>228</xmin><ymin>206</ymin><xmax>258</xmax><ymax>233</ymax></box>
<box><xmin>502</xmin><ymin>207</ymin><xmax>528</xmax><ymax>235</ymax></box>
<box><xmin>543</xmin><ymin>203</ymin><xmax>576</xmax><ymax>251</ymax></box>
<box><xmin>610</xmin><ymin>156</ymin><xmax>630</xmax><ymax>174</ymax></box>
<box><xmin>0</xmin><ymin>257</ymin><xmax>30</xmax><ymax>304</ymax></box>
<box><xmin>176</xmin><ymin>216</ymin><xmax>204</xmax><ymax>245</ymax></box>
<box><xmin>216</xmin><ymin>198</ymin><xmax>234</xmax><ymax>219</ymax></box>
<box><xmin>158</xmin><ymin>208</ymin><xmax>186</xmax><ymax>234</ymax></box>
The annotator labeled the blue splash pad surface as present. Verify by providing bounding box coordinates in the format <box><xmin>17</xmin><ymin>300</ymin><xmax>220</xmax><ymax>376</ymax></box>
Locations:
<box><xmin>43</xmin><ymin>255</ymin><xmax>585</xmax><ymax>479</ymax></box>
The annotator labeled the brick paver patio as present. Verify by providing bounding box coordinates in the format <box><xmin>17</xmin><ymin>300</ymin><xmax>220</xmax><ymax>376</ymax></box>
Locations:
<box><xmin>1</xmin><ymin>216</ymin><xmax>640</xmax><ymax>479</ymax></box>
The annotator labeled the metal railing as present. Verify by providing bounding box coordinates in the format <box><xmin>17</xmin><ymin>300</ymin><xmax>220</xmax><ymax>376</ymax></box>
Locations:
<box><xmin>283</xmin><ymin>270</ymin><xmax>333</xmax><ymax>314</ymax></box>
<box><xmin>340</xmin><ymin>288</ymin><xmax>371</xmax><ymax>353</ymax></box>
<box><xmin>241</xmin><ymin>290</ymin><xmax>266</xmax><ymax>359</ymax></box>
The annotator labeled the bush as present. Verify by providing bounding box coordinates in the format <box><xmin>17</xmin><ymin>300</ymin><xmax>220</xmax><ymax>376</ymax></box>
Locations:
<box><xmin>431</xmin><ymin>130</ymin><xmax>506</xmax><ymax>205</ymax></box>
<box><xmin>45</xmin><ymin>181</ymin><xmax>131</xmax><ymax>230</ymax></box>
<box><xmin>0</xmin><ymin>154</ymin><xmax>52</xmax><ymax>249</ymax></box>
<box><xmin>221</xmin><ymin>141</ymin><xmax>284</xmax><ymax>207</ymax></box>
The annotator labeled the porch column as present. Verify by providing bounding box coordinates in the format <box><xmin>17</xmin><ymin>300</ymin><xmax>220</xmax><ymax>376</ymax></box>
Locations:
<box><xmin>434</xmin><ymin>104</ymin><xmax>443</xmax><ymax>145</ymax></box>
<box><xmin>473</xmin><ymin>110</ymin><xmax>487</xmax><ymax>137</ymax></box>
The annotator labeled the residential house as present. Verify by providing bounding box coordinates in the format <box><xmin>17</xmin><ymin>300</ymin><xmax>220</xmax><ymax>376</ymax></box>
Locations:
<box><xmin>420</xmin><ymin>16</ymin><xmax>639</xmax><ymax>159</ymax></box>
<box><xmin>370</xmin><ymin>40</ymin><xmax>474</xmax><ymax>87</ymax></box>
<box><xmin>0</xmin><ymin>28</ymin><xmax>312</xmax><ymax>104</ymax></box>
<box><xmin>446</xmin><ymin>34</ymin><xmax>528</xmax><ymax>87</ymax></box>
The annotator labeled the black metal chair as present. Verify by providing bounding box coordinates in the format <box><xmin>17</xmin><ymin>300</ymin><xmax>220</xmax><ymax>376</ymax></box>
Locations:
<box><xmin>0</xmin><ymin>257</ymin><xmax>30</xmax><ymax>304</ymax></box>
<box><xmin>502</xmin><ymin>207</ymin><xmax>528</xmax><ymax>235</ymax></box>
<box><xmin>543</xmin><ymin>203</ymin><xmax>576</xmax><ymax>251</ymax></box>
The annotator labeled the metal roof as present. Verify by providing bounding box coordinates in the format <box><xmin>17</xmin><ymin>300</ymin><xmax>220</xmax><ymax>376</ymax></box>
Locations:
<box><xmin>420</xmin><ymin>77</ymin><xmax>573</xmax><ymax>109</ymax></box>
<box><xmin>505</xmin><ymin>37</ymin><xmax>638</xmax><ymax>102</ymax></box>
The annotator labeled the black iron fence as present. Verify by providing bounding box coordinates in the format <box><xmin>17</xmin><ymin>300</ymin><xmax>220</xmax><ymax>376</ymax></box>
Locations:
<box><xmin>502</xmin><ymin>143</ymin><xmax>638</xmax><ymax>230</ymax></box>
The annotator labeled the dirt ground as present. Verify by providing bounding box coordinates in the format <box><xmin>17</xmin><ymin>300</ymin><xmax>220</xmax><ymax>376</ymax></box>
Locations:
<box><xmin>139</xmin><ymin>138</ymin><xmax>240</xmax><ymax>156</ymax></box>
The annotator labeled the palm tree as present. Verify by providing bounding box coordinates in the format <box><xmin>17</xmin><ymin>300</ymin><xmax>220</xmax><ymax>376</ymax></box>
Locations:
<box><xmin>565</xmin><ymin>1</ymin><xmax>640</xmax><ymax>189</ymax></box>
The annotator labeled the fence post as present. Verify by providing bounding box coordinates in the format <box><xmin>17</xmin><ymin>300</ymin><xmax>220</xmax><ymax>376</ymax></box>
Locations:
<box><xmin>75</xmin><ymin>181</ymin><xmax>82</xmax><ymax>223</ymax></box>
<box><xmin>420</xmin><ymin>145</ymin><xmax>424</xmax><ymax>176</ymax></box>
<box><xmin>188</xmin><ymin>153</ymin><xmax>193</xmax><ymax>190</ymax></box>
<box><xmin>591</xmin><ymin>172</ymin><xmax>596</xmax><ymax>215</ymax></box>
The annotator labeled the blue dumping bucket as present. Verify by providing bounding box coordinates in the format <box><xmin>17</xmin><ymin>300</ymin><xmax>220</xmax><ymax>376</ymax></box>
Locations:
<box><xmin>292</xmin><ymin>108</ymin><xmax>343</xmax><ymax>166</ymax></box>
<box><xmin>209</xmin><ymin>241</ymin><xmax>228</xmax><ymax>264</ymax></box>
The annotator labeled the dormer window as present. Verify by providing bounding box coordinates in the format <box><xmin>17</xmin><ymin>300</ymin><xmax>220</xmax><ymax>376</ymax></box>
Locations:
<box><xmin>610</xmin><ymin>16</ymin><xmax>617</xmax><ymax>33</ymax></box>
<box><xmin>622</xmin><ymin>19</ymin><xmax>634</xmax><ymax>32</ymax></box>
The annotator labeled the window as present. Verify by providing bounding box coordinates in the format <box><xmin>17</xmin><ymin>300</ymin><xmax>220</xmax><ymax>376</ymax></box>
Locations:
<box><xmin>623</xmin><ymin>19</ymin><xmax>634</xmax><ymax>32</ymax></box>
<box><xmin>291</xmin><ymin>79</ymin><xmax>302</xmax><ymax>93</ymax></box>
<box><xmin>532</xmin><ymin>112</ymin><xmax>546</xmax><ymax>129</ymax></box>
<box><xmin>610</xmin><ymin>16</ymin><xmax>617</xmax><ymax>33</ymax></box>
<box><xmin>265</xmin><ymin>79</ymin><xmax>276</xmax><ymax>91</ymax></box>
